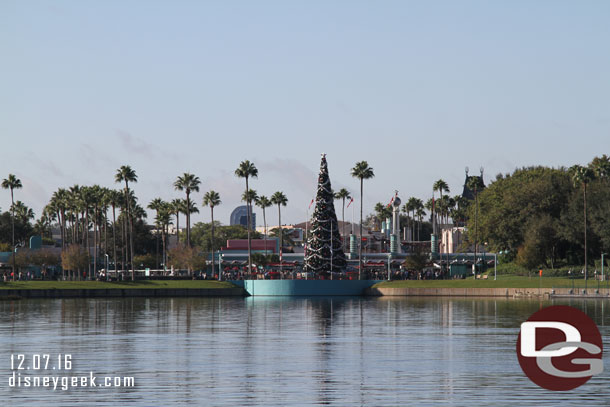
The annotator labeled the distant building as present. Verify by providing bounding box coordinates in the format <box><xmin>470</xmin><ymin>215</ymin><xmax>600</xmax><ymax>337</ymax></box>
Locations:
<box><xmin>462</xmin><ymin>167</ymin><xmax>486</xmax><ymax>200</ymax></box>
<box><xmin>230</xmin><ymin>205</ymin><xmax>256</xmax><ymax>229</ymax></box>
<box><xmin>222</xmin><ymin>238</ymin><xmax>278</xmax><ymax>254</ymax></box>
<box><xmin>441</xmin><ymin>227</ymin><xmax>466</xmax><ymax>254</ymax></box>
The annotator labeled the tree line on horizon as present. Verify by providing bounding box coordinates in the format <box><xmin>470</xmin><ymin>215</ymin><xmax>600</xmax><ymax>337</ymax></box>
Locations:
<box><xmin>1</xmin><ymin>154</ymin><xmax>608</xmax><ymax>280</ymax></box>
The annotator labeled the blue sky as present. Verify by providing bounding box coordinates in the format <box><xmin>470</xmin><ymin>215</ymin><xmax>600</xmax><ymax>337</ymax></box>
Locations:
<box><xmin>1</xmin><ymin>0</ymin><xmax>609</xmax><ymax>226</ymax></box>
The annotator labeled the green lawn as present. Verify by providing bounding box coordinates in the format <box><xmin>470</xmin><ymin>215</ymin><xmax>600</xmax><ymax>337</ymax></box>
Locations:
<box><xmin>374</xmin><ymin>275</ymin><xmax>610</xmax><ymax>289</ymax></box>
<box><xmin>0</xmin><ymin>280</ymin><xmax>238</xmax><ymax>290</ymax></box>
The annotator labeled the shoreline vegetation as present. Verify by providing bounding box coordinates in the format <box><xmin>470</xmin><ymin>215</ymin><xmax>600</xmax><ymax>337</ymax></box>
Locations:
<box><xmin>0</xmin><ymin>280</ymin><xmax>237</xmax><ymax>290</ymax></box>
<box><xmin>0</xmin><ymin>275</ymin><xmax>607</xmax><ymax>291</ymax></box>
<box><xmin>375</xmin><ymin>275</ymin><xmax>608</xmax><ymax>289</ymax></box>
<box><xmin>1</xmin><ymin>156</ymin><xmax>609</xmax><ymax>286</ymax></box>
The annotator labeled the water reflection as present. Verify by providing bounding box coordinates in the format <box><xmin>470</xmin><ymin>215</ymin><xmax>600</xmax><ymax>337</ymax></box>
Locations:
<box><xmin>1</xmin><ymin>297</ymin><xmax>609</xmax><ymax>406</ymax></box>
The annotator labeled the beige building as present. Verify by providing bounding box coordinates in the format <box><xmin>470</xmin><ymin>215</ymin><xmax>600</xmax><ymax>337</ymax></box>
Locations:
<box><xmin>440</xmin><ymin>227</ymin><xmax>466</xmax><ymax>254</ymax></box>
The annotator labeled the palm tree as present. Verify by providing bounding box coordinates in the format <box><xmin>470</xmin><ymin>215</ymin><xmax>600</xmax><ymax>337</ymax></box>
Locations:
<box><xmin>570</xmin><ymin>165</ymin><xmax>596</xmax><ymax>288</ymax></box>
<box><xmin>115</xmin><ymin>165</ymin><xmax>137</xmax><ymax>281</ymax></box>
<box><xmin>105</xmin><ymin>189</ymin><xmax>121</xmax><ymax>274</ymax></box>
<box><xmin>374</xmin><ymin>202</ymin><xmax>384</xmax><ymax>228</ymax></box>
<box><xmin>157</xmin><ymin>202</ymin><xmax>172</xmax><ymax>270</ymax></box>
<box><xmin>182</xmin><ymin>199</ymin><xmax>199</xmax><ymax>223</ymax></box>
<box><xmin>334</xmin><ymin>188</ymin><xmax>351</xmax><ymax>250</ymax></box>
<box><xmin>466</xmin><ymin>176</ymin><xmax>482</xmax><ymax>278</ymax></box>
<box><xmin>405</xmin><ymin>197</ymin><xmax>419</xmax><ymax>240</ymax></box>
<box><xmin>171</xmin><ymin>199</ymin><xmax>183</xmax><ymax>244</ymax></box>
<box><xmin>351</xmin><ymin>161</ymin><xmax>374</xmax><ymax>280</ymax></box>
<box><xmin>235</xmin><ymin>160</ymin><xmax>258</xmax><ymax>276</ymax></box>
<box><xmin>2</xmin><ymin>174</ymin><xmax>22</xmax><ymax>280</ymax></box>
<box><xmin>50</xmin><ymin>188</ymin><xmax>68</xmax><ymax>249</ymax></box>
<box><xmin>11</xmin><ymin>201</ymin><xmax>35</xmax><ymax>224</ymax></box>
<box><xmin>88</xmin><ymin>185</ymin><xmax>103</xmax><ymax>279</ymax></box>
<box><xmin>590</xmin><ymin>154</ymin><xmax>610</xmax><ymax>181</ymax></box>
<box><xmin>174</xmin><ymin>173</ymin><xmax>201</xmax><ymax>247</ymax></box>
<box><xmin>415</xmin><ymin>206</ymin><xmax>426</xmax><ymax>241</ymax></box>
<box><xmin>271</xmin><ymin>191</ymin><xmax>288</xmax><ymax>257</ymax></box>
<box><xmin>99</xmin><ymin>187</ymin><xmax>111</xmax><ymax>267</ymax></box>
<box><xmin>433</xmin><ymin>179</ymin><xmax>450</xmax><ymax>225</ymax></box>
<box><xmin>241</xmin><ymin>190</ymin><xmax>258</xmax><ymax>214</ymax></box>
<box><xmin>255</xmin><ymin>195</ymin><xmax>272</xmax><ymax>256</ymax></box>
<box><xmin>203</xmin><ymin>190</ymin><xmax>221</xmax><ymax>277</ymax></box>
<box><xmin>68</xmin><ymin>184</ymin><xmax>81</xmax><ymax>244</ymax></box>
<box><xmin>79</xmin><ymin>186</ymin><xmax>95</xmax><ymax>278</ymax></box>
<box><xmin>34</xmin><ymin>212</ymin><xmax>52</xmax><ymax>238</ymax></box>
<box><xmin>148</xmin><ymin>198</ymin><xmax>165</xmax><ymax>269</ymax></box>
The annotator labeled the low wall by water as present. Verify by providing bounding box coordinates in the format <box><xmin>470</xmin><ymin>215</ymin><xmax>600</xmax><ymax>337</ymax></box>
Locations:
<box><xmin>0</xmin><ymin>288</ymin><xmax>245</xmax><ymax>299</ymax></box>
<box><xmin>365</xmin><ymin>287</ymin><xmax>610</xmax><ymax>298</ymax></box>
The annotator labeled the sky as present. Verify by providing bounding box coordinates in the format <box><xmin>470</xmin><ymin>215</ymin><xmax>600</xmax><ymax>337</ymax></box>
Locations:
<box><xmin>1</xmin><ymin>0</ymin><xmax>609</xmax><ymax>227</ymax></box>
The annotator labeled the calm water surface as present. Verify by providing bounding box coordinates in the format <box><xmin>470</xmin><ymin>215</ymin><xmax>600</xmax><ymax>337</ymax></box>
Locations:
<box><xmin>1</xmin><ymin>296</ymin><xmax>609</xmax><ymax>406</ymax></box>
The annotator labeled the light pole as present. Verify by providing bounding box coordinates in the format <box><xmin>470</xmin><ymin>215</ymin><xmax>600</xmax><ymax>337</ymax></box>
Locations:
<box><xmin>387</xmin><ymin>253</ymin><xmax>391</xmax><ymax>281</ymax></box>
<box><xmin>105</xmin><ymin>253</ymin><xmax>109</xmax><ymax>281</ymax></box>
<box><xmin>218</xmin><ymin>254</ymin><xmax>223</xmax><ymax>281</ymax></box>
<box><xmin>493</xmin><ymin>253</ymin><xmax>497</xmax><ymax>281</ymax></box>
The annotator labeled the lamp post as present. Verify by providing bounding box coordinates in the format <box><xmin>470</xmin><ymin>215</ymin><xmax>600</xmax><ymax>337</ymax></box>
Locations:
<box><xmin>387</xmin><ymin>253</ymin><xmax>392</xmax><ymax>281</ymax></box>
<box><xmin>105</xmin><ymin>253</ymin><xmax>109</xmax><ymax>281</ymax></box>
<box><xmin>596</xmin><ymin>269</ymin><xmax>599</xmax><ymax>292</ymax></box>
<box><xmin>218</xmin><ymin>254</ymin><xmax>223</xmax><ymax>281</ymax></box>
<box><xmin>493</xmin><ymin>253</ymin><xmax>497</xmax><ymax>281</ymax></box>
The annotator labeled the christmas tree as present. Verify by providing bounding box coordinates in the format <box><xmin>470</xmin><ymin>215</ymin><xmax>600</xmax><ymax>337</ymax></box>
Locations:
<box><xmin>304</xmin><ymin>154</ymin><xmax>347</xmax><ymax>274</ymax></box>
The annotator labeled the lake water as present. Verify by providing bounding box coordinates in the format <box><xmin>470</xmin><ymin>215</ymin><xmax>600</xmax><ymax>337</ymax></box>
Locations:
<box><xmin>1</xmin><ymin>296</ymin><xmax>609</xmax><ymax>406</ymax></box>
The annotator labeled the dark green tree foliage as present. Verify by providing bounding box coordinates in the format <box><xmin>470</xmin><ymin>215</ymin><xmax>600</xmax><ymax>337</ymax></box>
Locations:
<box><xmin>304</xmin><ymin>155</ymin><xmax>346</xmax><ymax>273</ymax></box>
<box><xmin>0</xmin><ymin>211</ymin><xmax>33</xmax><ymax>247</ymax></box>
<box><xmin>467</xmin><ymin>160</ymin><xmax>610</xmax><ymax>269</ymax></box>
<box><xmin>559</xmin><ymin>176</ymin><xmax>610</xmax><ymax>263</ymax></box>
<box><xmin>468</xmin><ymin>166</ymin><xmax>572</xmax><ymax>255</ymax></box>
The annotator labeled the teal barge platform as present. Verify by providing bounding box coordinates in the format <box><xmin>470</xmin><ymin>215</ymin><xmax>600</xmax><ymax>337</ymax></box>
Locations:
<box><xmin>236</xmin><ymin>280</ymin><xmax>383</xmax><ymax>296</ymax></box>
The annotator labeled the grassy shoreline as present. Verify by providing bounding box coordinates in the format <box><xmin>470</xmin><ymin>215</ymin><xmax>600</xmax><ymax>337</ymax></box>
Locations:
<box><xmin>0</xmin><ymin>280</ymin><xmax>238</xmax><ymax>290</ymax></box>
<box><xmin>374</xmin><ymin>275</ymin><xmax>609</xmax><ymax>289</ymax></box>
<box><xmin>0</xmin><ymin>277</ymin><xmax>606</xmax><ymax>290</ymax></box>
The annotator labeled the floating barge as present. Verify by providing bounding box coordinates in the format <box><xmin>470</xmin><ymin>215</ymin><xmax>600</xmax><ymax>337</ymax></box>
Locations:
<box><xmin>236</xmin><ymin>280</ymin><xmax>383</xmax><ymax>296</ymax></box>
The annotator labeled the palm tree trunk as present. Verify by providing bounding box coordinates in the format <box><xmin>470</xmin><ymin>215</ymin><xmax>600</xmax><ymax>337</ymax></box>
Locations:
<box><xmin>186</xmin><ymin>191</ymin><xmax>191</xmax><ymax>247</ymax></box>
<box><xmin>125</xmin><ymin>181</ymin><xmax>135</xmax><ymax>281</ymax></box>
<box><xmin>57</xmin><ymin>210</ymin><xmax>63</xmax><ymax>250</ymax></box>
<box><xmin>122</xmin><ymin>212</ymin><xmax>127</xmax><ymax>275</ymax></box>
<box><xmin>278</xmin><ymin>204</ymin><xmax>282</xmax><ymax>262</ymax></box>
<box><xmin>10</xmin><ymin>189</ymin><xmax>15</xmax><ymax>281</ymax></box>
<box><xmin>103</xmin><ymin>212</ymin><xmax>107</xmax><ymax>261</ymax></box>
<box><xmin>583</xmin><ymin>182</ymin><xmax>588</xmax><ymax>289</ymax></box>
<box><xmin>175</xmin><ymin>211</ymin><xmax>180</xmax><ymax>245</ymax></box>
<box><xmin>162</xmin><ymin>226</ymin><xmax>167</xmax><ymax>274</ymax></box>
<box><xmin>211</xmin><ymin>207</ymin><xmax>215</xmax><ymax>278</ymax></box>
<box><xmin>246</xmin><ymin>177</ymin><xmax>251</xmax><ymax>278</ymax></box>
<box><xmin>112</xmin><ymin>205</ymin><xmax>117</xmax><ymax>277</ymax></box>
<box><xmin>93</xmin><ymin>210</ymin><xmax>97</xmax><ymax>280</ymax></box>
<box><xmin>342</xmin><ymin>197</ymin><xmax>346</xmax><ymax>252</ymax></box>
<box><xmin>263</xmin><ymin>208</ymin><xmax>267</xmax><ymax>257</ymax></box>
<box><xmin>155</xmin><ymin>210</ymin><xmax>159</xmax><ymax>269</ymax></box>
<box><xmin>130</xmin><ymin>212</ymin><xmax>135</xmax><ymax>280</ymax></box>
<box><xmin>278</xmin><ymin>204</ymin><xmax>284</xmax><ymax>277</ymax></box>
<box><xmin>359</xmin><ymin>178</ymin><xmax>363</xmax><ymax>280</ymax></box>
